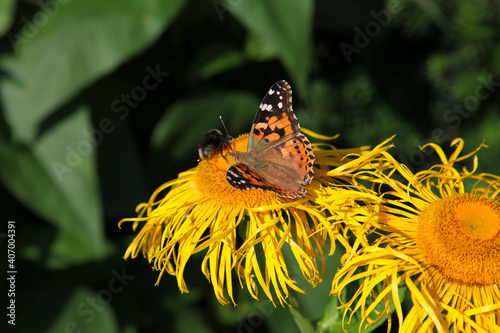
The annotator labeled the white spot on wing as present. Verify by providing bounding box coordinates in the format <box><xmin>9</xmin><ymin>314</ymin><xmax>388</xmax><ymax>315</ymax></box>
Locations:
<box><xmin>278</xmin><ymin>102</ymin><xmax>283</xmax><ymax>109</ymax></box>
<box><xmin>266</xmin><ymin>104</ymin><xmax>272</xmax><ymax>111</ymax></box>
<box><xmin>268</xmin><ymin>89</ymin><xmax>275</xmax><ymax>95</ymax></box>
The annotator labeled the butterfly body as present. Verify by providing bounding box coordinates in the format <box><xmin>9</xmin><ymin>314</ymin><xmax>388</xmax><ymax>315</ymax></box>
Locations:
<box><xmin>226</xmin><ymin>80</ymin><xmax>315</xmax><ymax>198</ymax></box>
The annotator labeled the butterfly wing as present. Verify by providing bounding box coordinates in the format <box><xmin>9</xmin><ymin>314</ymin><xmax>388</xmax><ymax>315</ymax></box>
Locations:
<box><xmin>226</xmin><ymin>163</ymin><xmax>271</xmax><ymax>192</ymax></box>
<box><xmin>248</xmin><ymin>80</ymin><xmax>300</xmax><ymax>151</ymax></box>
<box><xmin>227</xmin><ymin>80</ymin><xmax>315</xmax><ymax>198</ymax></box>
<box><xmin>227</xmin><ymin>132</ymin><xmax>314</xmax><ymax>198</ymax></box>
<box><xmin>227</xmin><ymin>162</ymin><xmax>307</xmax><ymax>198</ymax></box>
<box><xmin>270</xmin><ymin>132</ymin><xmax>315</xmax><ymax>186</ymax></box>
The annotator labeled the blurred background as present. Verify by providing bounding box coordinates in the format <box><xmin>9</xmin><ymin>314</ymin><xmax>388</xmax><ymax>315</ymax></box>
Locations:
<box><xmin>0</xmin><ymin>0</ymin><xmax>499</xmax><ymax>332</ymax></box>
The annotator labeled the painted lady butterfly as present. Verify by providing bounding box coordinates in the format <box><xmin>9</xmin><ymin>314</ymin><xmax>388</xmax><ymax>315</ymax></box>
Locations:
<box><xmin>226</xmin><ymin>80</ymin><xmax>315</xmax><ymax>198</ymax></box>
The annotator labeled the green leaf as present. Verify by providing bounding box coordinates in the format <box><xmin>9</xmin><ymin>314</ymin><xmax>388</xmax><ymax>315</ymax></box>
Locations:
<box><xmin>266</xmin><ymin>300</ymin><xmax>302</xmax><ymax>333</ymax></box>
<box><xmin>0</xmin><ymin>0</ymin><xmax>15</xmax><ymax>36</ymax></box>
<box><xmin>0</xmin><ymin>106</ymin><xmax>108</xmax><ymax>266</ymax></box>
<box><xmin>316</xmin><ymin>297</ymin><xmax>344</xmax><ymax>333</ymax></box>
<box><xmin>223</xmin><ymin>0</ymin><xmax>313</xmax><ymax>97</ymax></box>
<box><xmin>0</xmin><ymin>0</ymin><xmax>187</xmax><ymax>142</ymax></box>
<box><xmin>292</xmin><ymin>247</ymin><xmax>345</xmax><ymax>322</ymax></box>
<box><xmin>317</xmin><ymin>284</ymin><xmax>407</xmax><ymax>333</ymax></box>
<box><xmin>45</xmin><ymin>287</ymin><xmax>119</xmax><ymax>333</ymax></box>
<box><xmin>316</xmin><ymin>297</ymin><xmax>385</xmax><ymax>333</ymax></box>
<box><xmin>288</xmin><ymin>293</ymin><xmax>315</xmax><ymax>333</ymax></box>
<box><xmin>244</xmin><ymin>33</ymin><xmax>281</xmax><ymax>62</ymax></box>
<box><xmin>190</xmin><ymin>43</ymin><xmax>246</xmax><ymax>80</ymax></box>
<box><xmin>151</xmin><ymin>91</ymin><xmax>260</xmax><ymax>161</ymax></box>
<box><xmin>211</xmin><ymin>292</ymin><xmax>298</xmax><ymax>333</ymax></box>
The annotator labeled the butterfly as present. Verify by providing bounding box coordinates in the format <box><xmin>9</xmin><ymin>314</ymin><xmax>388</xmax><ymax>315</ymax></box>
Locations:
<box><xmin>226</xmin><ymin>80</ymin><xmax>315</xmax><ymax>198</ymax></box>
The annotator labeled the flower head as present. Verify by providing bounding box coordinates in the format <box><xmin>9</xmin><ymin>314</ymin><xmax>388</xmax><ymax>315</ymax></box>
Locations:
<box><xmin>119</xmin><ymin>130</ymin><xmax>393</xmax><ymax>306</ymax></box>
<box><xmin>332</xmin><ymin>138</ymin><xmax>500</xmax><ymax>332</ymax></box>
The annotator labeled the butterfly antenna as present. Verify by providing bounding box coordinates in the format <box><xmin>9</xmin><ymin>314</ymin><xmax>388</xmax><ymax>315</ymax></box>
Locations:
<box><xmin>219</xmin><ymin>116</ymin><xmax>232</xmax><ymax>139</ymax></box>
<box><xmin>219</xmin><ymin>116</ymin><xmax>236</xmax><ymax>150</ymax></box>
<box><xmin>219</xmin><ymin>116</ymin><xmax>235</xmax><ymax>163</ymax></box>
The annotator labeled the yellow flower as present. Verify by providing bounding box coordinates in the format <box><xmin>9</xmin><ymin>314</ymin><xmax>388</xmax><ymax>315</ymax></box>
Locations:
<box><xmin>119</xmin><ymin>129</ymin><xmax>393</xmax><ymax>306</ymax></box>
<box><xmin>331</xmin><ymin>138</ymin><xmax>500</xmax><ymax>332</ymax></box>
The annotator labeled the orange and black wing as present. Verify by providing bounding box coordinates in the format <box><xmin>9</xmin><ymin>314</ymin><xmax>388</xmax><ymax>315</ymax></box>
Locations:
<box><xmin>247</xmin><ymin>80</ymin><xmax>300</xmax><ymax>151</ymax></box>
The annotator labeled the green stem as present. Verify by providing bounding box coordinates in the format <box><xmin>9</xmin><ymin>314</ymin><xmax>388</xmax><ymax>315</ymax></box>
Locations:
<box><xmin>288</xmin><ymin>292</ymin><xmax>315</xmax><ymax>333</ymax></box>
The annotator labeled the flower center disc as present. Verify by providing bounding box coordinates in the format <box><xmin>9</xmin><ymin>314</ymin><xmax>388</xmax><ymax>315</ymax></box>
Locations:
<box><xmin>416</xmin><ymin>194</ymin><xmax>500</xmax><ymax>286</ymax></box>
<box><xmin>195</xmin><ymin>134</ymin><xmax>275</xmax><ymax>205</ymax></box>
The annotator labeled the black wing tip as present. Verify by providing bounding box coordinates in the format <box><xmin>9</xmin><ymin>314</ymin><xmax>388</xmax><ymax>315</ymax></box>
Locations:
<box><xmin>272</xmin><ymin>80</ymin><xmax>291</xmax><ymax>91</ymax></box>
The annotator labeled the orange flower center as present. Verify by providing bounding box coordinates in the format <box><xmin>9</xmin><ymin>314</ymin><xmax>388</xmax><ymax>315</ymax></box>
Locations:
<box><xmin>416</xmin><ymin>194</ymin><xmax>500</xmax><ymax>286</ymax></box>
<box><xmin>195</xmin><ymin>134</ymin><xmax>276</xmax><ymax>205</ymax></box>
